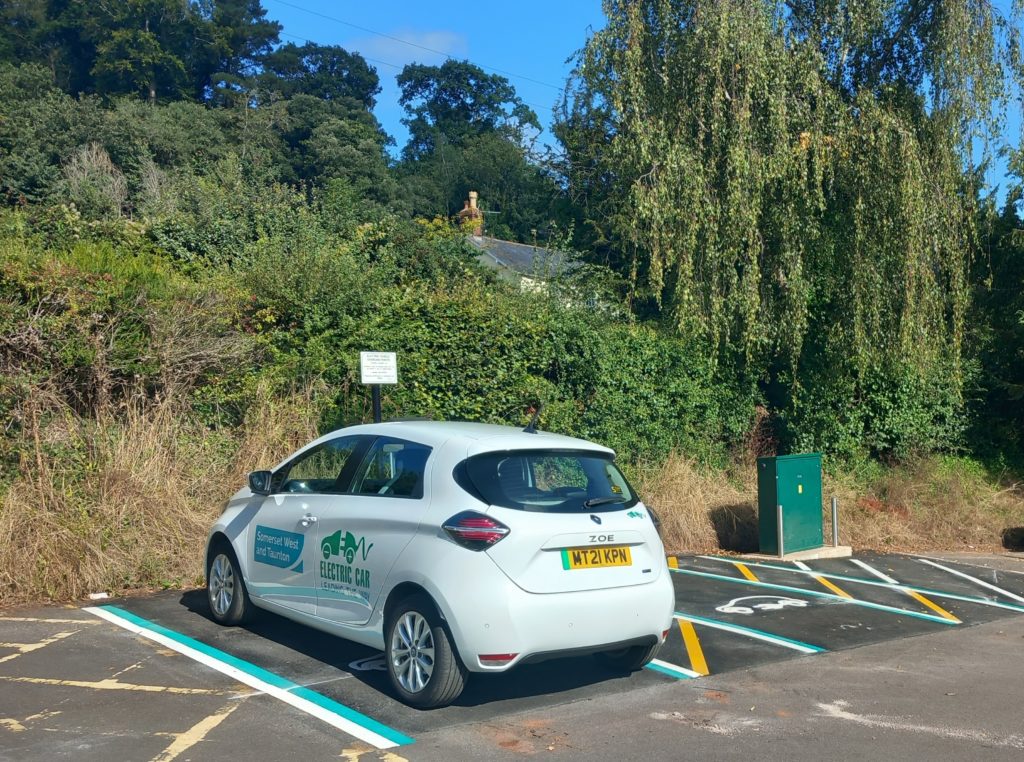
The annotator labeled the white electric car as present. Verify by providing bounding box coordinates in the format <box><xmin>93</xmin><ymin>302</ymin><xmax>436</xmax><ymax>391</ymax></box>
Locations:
<box><xmin>205</xmin><ymin>421</ymin><xmax>675</xmax><ymax>708</ymax></box>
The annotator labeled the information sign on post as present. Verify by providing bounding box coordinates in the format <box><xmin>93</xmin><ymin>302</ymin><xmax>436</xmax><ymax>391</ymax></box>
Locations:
<box><xmin>360</xmin><ymin>352</ymin><xmax>397</xmax><ymax>422</ymax></box>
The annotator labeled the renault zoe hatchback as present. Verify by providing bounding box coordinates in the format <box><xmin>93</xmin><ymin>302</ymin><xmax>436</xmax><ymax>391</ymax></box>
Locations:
<box><xmin>205</xmin><ymin>421</ymin><xmax>675</xmax><ymax>708</ymax></box>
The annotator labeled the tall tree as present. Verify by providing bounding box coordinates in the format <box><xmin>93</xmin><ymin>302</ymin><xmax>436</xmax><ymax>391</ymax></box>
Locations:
<box><xmin>0</xmin><ymin>0</ymin><xmax>281</xmax><ymax>102</ymax></box>
<box><xmin>195</xmin><ymin>0</ymin><xmax>280</xmax><ymax>99</ymax></box>
<box><xmin>397</xmin><ymin>59</ymin><xmax>539</xmax><ymax>161</ymax></box>
<box><xmin>558</xmin><ymin>0</ymin><xmax>1021</xmax><ymax>457</ymax></box>
<box><xmin>257</xmin><ymin>42</ymin><xmax>379</xmax><ymax>107</ymax></box>
<box><xmin>90</xmin><ymin>1</ymin><xmax>196</xmax><ymax>103</ymax></box>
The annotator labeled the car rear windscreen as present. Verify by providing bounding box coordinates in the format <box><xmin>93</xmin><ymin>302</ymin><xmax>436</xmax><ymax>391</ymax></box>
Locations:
<box><xmin>464</xmin><ymin>450</ymin><xmax>638</xmax><ymax>512</ymax></box>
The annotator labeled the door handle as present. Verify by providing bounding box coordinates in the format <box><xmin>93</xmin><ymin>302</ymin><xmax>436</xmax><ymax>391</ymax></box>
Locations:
<box><xmin>300</xmin><ymin>514</ymin><xmax>318</xmax><ymax>528</ymax></box>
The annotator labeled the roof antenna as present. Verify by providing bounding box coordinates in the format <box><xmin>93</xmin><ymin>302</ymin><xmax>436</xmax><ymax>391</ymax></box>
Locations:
<box><xmin>523</xmin><ymin>402</ymin><xmax>543</xmax><ymax>434</ymax></box>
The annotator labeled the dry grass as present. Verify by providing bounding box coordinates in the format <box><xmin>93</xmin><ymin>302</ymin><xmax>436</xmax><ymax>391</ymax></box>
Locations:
<box><xmin>635</xmin><ymin>453</ymin><xmax>757</xmax><ymax>553</ymax></box>
<box><xmin>0</xmin><ymin>383</ymin><xmax>325</xmax><ymax>607</ymax></box>
<box><xmin>637</xmin><ymin>452</ymin><xmax>1024</xmax><ymax>556</ymax></box>
<box><xmin>3</xmin><ymin>407</ymin><xmax>1023</xmax><ymax>606</ymax></box>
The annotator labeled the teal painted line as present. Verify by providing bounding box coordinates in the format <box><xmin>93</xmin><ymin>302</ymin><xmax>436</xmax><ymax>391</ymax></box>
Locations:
<box><xmin>669</xmin><ymin>566</ymin><xmax>958</xmax><ymax>626</ymax></box>
<box><xmin>698</xmin><ymin>556</ymin><xmax>1024</xmax><ymax>614</ymax></box>
<box><xmin>676</xmin><ymin>611</ymin><xmax>827</xmax><ymax>653</ymax></box>
<box><xmin>99</xmin><ymin>605</ymin><xmax>414</xmax><ymax>747</ymax></box>
<box><xmin>644</xmin><ymin>661</ymin><xmax>696</xmax><ymax>680</ymax></box>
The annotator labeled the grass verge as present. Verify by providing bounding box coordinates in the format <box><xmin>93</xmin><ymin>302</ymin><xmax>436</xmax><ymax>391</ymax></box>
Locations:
<box><xmin>0</xmin><ymin>384</ymin><xmax>324</xmax><ymax>607</ymax></box>
<box><xmin>636</xmin><ymin>453</ymin><xmax>1024</xmax><ymax>555</ymax></box>
<box><xmin>2</xmin><ymin>413</ymin><xmax>1022</xmax><ymax>606</ymax></box>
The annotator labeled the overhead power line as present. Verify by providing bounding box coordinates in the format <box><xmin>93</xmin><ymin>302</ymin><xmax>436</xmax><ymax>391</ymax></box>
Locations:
<box><xmin>276</xmin><ymin>30</ymin><xmax>554</xmax><ymax>114</ymax></box>
<box><xmin>279</xmin><ymin>31</ymin><xmax>402</xmax><ymax>70</ymax></box>
<box><xmin>266</xmin><ymin>0</ymin><xmax>564</xmax><ymax>91</ymax></box>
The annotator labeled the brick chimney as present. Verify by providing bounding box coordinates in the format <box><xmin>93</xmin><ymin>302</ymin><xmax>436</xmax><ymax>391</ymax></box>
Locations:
<box><xmin>457</xmin><ymin>190</ymin><xmax>483</xmax><ymax>236</ymax></box>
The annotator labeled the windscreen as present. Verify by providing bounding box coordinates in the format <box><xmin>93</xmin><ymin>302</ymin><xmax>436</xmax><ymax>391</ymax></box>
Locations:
<box><xmin>464</xmin><ymin>450</ymin><xmax>638</xmax><ymax>512</ymax></box>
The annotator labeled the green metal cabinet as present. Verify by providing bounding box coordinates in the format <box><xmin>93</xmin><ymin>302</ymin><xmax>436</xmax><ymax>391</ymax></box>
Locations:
<box><xmin>757</xmin><ymin>453</ymin><xmax>823</xmax><ymax>555</ymax></box>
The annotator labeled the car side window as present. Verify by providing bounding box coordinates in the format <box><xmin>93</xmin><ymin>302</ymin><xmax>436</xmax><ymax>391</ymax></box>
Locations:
<box><xmin>278</xmin><ymin>436</ymin><xmax>361</xmax><ymax>494</ymax></box>
<box><xmin>350</xmin><ymin>438</ymin><xmax>431</xmax><ymax>499</ymax></box>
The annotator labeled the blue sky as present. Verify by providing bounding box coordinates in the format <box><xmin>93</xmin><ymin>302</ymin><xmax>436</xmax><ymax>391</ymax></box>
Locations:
<box><xmin>264</xmin><ymin>0</ymin><xmax>1021</xmax><ymax>200</ymax></box>
<box><xmin>263</xmin><ymin>0</ymin><xmax>605</xmax><ymax>152</ymax></box>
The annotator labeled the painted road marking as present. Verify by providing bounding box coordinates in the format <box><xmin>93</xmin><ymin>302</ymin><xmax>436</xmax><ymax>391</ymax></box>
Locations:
<box><xmin>645</xmin><ymin>658</ymin><xmax>701</xmax><ymax>679</ymax></box>
<box><xmin>851</xmin><ymin>559</ymin><xmax>960</xmax><ymax>623</ymax></box>
<box><xmin>678</xmin><ymin>619</ymin><xmax>710</xmax><ymax>675</ymax></box>
<box><xmin>674</xmin><ymin>612</ymin><xmax>826</xmax><ymax>654</ymax></box>
<box><xmin>151</xmin><ymin>702</ymin><xmax>240</xmax><ymax>762</ymax></box>
<box><xmin>918</xmin><ymin>559</ymin><xmax>1024</xmax><ymax>605</ymax></box>
<box><xmin>0</xmin><ymin>631</ymin><xmax>77</xmax><ymax>664</ymax></box>
<box><xmin>0</xmin><ymin>617</ymin><xmax>98</xmax><ymax>624</ymax></box>
<box><xmin>0</xmin><ymin>675</ymin><xmax>227</xmax><ymax>695</ymax></box>
<box><xmin>670</xmin><ymin>566</ymin><xmax>958</xmax><ymax>625</ymax></box>
<box><xmin>86</xmin><ymin>606</ymin><xmax>413</xmax><ymax>750</ymax></box>
<box><xmin>339</xmin><ymin>750</ymin><xmax>410</xmax><ymax>762</ymax></box>
<box><xmin>794</xmin><ymin>560</ymin><xmax>853</xmax><ymax>599</ymax></box>
<box><xmin>733</xmin><ymin>562</ymin><xmax>759</xmax><ymax>582</ymax></box>
<box><xmin>697</xmin><ymin>556</ymin><xmax>1024</xmax><ymax>614</ymax></box>
<box><xmin>0</xmin><ymin>710</ymin><xmax>61</xmax><ymax>733</ymax></box>
<box><xmin>817</xmin><ymin>700</ymin><xmax>1024</xmax><ymax>750</ymax></box>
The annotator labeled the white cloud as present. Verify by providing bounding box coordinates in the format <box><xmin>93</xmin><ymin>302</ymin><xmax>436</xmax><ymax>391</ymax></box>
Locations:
<box><xmin>346</xmin><ymin>29</ymin><xmax>469</xmax><ymax>69</ymax></box>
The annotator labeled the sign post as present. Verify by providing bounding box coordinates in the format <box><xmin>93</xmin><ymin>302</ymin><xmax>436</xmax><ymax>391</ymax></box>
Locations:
<box><xmin>359</xmin><ymin>352</ymin><xmax>398</xmax><ymax>423</ymax></box>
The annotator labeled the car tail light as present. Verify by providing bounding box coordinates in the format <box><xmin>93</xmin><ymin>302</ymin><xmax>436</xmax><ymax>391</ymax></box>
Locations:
<box><xmin>479</xmin><ymin>653</ymin><xmax>518</xmax><ymax>666</ymax></box>
<box><xmin>442</xmin><ymin>511</ymin><xmax>510</xmax><ymax>550</ymax></box>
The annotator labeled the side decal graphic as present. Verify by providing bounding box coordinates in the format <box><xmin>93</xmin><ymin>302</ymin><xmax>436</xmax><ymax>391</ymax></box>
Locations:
<box><xmin>254</xmin><ymin>525</ymin><xmax>304</xmax><ymax>569</ymax></box>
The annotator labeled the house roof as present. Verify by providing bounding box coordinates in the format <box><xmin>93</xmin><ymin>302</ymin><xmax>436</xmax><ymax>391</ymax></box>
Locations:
<box><xmin>467</xmin><ymin>235</ymin><xmax>578</xmax><ymax>280</ymax></box>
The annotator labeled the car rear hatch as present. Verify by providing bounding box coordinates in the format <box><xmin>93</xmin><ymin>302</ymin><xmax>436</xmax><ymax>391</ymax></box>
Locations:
<box><xmin>460</xmin><ymin>448</ymin><xmax>664</xmax><ymax>594</ymax></box>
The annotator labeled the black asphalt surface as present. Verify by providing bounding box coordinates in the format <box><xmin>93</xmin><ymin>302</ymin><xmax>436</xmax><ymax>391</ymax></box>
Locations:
<box><xmin>1</xmin><ymin>552</ymin><xmax>1023</xmax><ymax>760</ymax></box>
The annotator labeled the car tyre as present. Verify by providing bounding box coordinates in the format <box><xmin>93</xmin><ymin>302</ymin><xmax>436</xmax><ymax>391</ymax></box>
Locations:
<box><xmin>207</xmin><ymin>545</ymin><xmax>253</xmax><ymax>626</ymax></box>
<box><xmin>385</xmin><ymin>596</ymin><xmax>466</xmax><ymax>709</ymax></box>
<box><xmin>595</xmin><ymin>641</ymin><xmax>659</xmax><ymax>671</ymax></box>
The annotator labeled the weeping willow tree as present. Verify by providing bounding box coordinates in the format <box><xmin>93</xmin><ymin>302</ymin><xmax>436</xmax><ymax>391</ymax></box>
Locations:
<box><xmin>557</xmin><ymin>0</ymin><xmax>1022</xmax><ymax>457</ymax></box>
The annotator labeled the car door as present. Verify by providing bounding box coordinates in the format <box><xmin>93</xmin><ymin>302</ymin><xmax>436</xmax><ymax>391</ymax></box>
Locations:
<box><xmin>246</xmin><ymin>435</ymin><xmax>368</xmax><ymax>616</ymax></box>
<box><xmin>315</xmin><ymin>436</ymin><xmax>433</xmax><ymax>625</ymax></box>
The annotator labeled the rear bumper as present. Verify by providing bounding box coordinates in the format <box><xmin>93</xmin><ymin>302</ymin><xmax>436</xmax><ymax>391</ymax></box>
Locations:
<box><xmin>434</xmin><ymin>558</ymin><xmax>675</xmax><ymax>672</ymax></box>
<box><xmin>518</xmin><ymin>634</ymin><xmax>658</xmax><ymax>666</ymax></box>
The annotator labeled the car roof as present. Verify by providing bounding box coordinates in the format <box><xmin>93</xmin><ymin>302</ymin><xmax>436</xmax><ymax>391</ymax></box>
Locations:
<box><xmin>310</xmin><ymin>420</ymin><xmax>615</xmax><ymax>456</ymax></box>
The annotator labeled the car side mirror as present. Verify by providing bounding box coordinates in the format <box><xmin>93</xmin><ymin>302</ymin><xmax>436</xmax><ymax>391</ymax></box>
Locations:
<box><xmin>248</xmin><ymin>470</ymin><xmax>273</xmax><ymax>496</ymax></box>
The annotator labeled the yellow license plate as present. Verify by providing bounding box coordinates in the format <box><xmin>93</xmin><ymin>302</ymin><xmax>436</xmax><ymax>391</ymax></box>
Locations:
<box><xmin>561</xmin><ymin>546</ymin><xmax>632</xmax><ymax>570</ymax></box>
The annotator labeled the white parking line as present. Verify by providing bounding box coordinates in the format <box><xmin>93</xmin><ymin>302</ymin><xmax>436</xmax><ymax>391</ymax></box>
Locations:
<box><xmin>918</xmin><ymin>559</ymin><xmax>1024</xmax><ymax>605</ymax></box>
<box><xmin>674</xmin><ymin>612</ymin><xmax>826</xmax><ymax>654</ymax></box>
<box><xmin>85</xmin><ymin>606</ymin><xmax>413</xmax><ymax>749</ymax></box>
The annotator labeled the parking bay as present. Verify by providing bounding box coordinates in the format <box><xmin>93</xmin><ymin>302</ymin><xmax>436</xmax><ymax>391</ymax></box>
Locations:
<box><xmin>2</xmin><ymin>553</ymin><xmax>1023</xmax><ymax>757</ymax></box>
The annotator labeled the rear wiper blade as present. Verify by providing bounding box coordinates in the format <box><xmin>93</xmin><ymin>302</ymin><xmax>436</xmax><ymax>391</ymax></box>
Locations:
<box><xmin>582</xmin><ymin>496</ymin><xmax>627</xmax><ymax>508</ymax></box>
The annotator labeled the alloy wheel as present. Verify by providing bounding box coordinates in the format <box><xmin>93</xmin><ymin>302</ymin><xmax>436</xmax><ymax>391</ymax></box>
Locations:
<box><xmin>208</xmin><ymin>553</ymin><xmax>235</xmax><ymax>617</ymax></box>
<box><xmin>390</xmin><ymin>610</ymin><xmax>435</xmax><ymax>693</ymax></box>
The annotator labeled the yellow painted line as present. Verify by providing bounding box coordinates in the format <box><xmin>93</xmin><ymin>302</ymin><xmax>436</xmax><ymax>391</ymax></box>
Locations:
<box><xmin>677</xmin><ymin>619</ymin><xmax>710</xmax><ymax>676</ymax></box>
<box><xmin>850</xmin><ymin>558</ymin><xmax>962</xmax><ymax>623</ymax></box>
<box><xmin>0</xmin><ymin>717</ymin><xmax>27</xmax><ymax>733</ymax></box>
<box><xmin>0</xmin><ymin>617</ymin><xmax>97</xmax><ymax>624</ymax></box>
<box><xmin>792</xmin><ymin>560</ymin><xmax>853</xmax><ymax>599</ymax></box>
<box><xmin>338</xmin><ymin>749</ymin><xmax>374</xmax><ymax>762</ymax></box>
<box><xmin>814</xmin><ymin>576</ymin><xmax>853</xmax><ymax>599</ymax></box>
<box><xmin>906</xmin><ymin>590</ymin><xmax>961</xmax><ymax>623</ymax></box>
<box><xmin>111</xmin><ymin>660</ymin><xmax>147</xmax><ymax>679</ymax></box>
<box><xmin>667</xmin><ymin>556</ymin><xmax>679</xmax><ymax>569</ymax></box>
<box><xmin>733</xmin><ymin>562</ymin><xmax>759</xmax><ymax>582</ymax></box>
<box><xmin>0</xmin><ymin>631</ymin><xmax>77</xmax><ymax>664</ymax></box>
<box><xmin>0</xmin><ymin>711</ymin><xmax>61</xmax><ymax>733</ymax></box>
<box><xmin>151</xmin><ymin>702</ymin><xmax>240</xmax><ymax>762</ymax></box>
<box><xmin>0</xmin><ymin>675</ymin><xmax>228</xmax><ymax>695</ymax></box>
